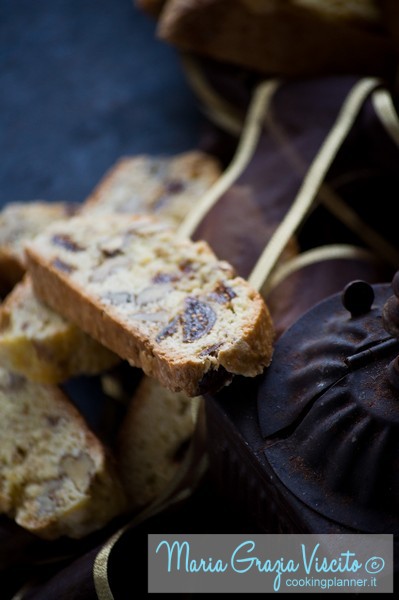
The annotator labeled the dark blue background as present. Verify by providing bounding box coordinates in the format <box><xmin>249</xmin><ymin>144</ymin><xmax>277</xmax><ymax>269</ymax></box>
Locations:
<box><xmin>0</xmin><ymin>0</ymin><xmax>202</xmax><ymax>207</ymax></box>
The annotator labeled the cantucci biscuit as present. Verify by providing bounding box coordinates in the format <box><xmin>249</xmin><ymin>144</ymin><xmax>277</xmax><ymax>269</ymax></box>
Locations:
<box><xmin>117</xmin><ymin>377</ymin><xmax>195</xmax><ymax>510</ymax></box>
<box><xmin>80</xmin><ymin>151</ymin><xmax>221</xmax><ymax>226</ymax></box>
<box><xmin>26</xmin><ymin>214</ymin><xmax>274</xmax><ymax>396</ymax></box>
<box><xmin>0</xmin><ymin>276</ymin><xmax>119</xmax><ymax>384</ymax></box>
<box><xmin>0</xmin><ymin>367</ymin><xmax>126</xmax><ymax>539</ymax></box>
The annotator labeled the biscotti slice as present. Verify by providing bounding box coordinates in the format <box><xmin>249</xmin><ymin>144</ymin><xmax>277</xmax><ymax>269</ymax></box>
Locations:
<box><xmin>0</xmin><ymin>276</ymin><xmax>119</xmax><ymax>384</ymax></box>
<box><xmin>26</xmin><ymin>214</ymin><xmax>274</xmax><ymax>396</ymax></box>
<box><xmin>0</xmin><ymin>201</ymin><xmax>76</xmax><ymax>295</ymax></box>
<box><xmin>80</xmin><ymin>151</ymin><xmax>221</xmax><ymax>226</ymax></box>
<box><xmin>0</xmin><ymin>367</ymin><xmax>126</xmax><ymax>539</ymax></box>
<box><xmin>117</xmin><ymin>376</ymin><xmax>195</xmax><ymax>510</ymax></box>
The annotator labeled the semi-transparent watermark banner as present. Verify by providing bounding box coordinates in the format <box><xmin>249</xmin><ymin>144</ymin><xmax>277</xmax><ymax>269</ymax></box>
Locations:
<box><xmin>148</xmin><ymin>534</ymin><xmax>393</xmax><ymax>593</ymax></box>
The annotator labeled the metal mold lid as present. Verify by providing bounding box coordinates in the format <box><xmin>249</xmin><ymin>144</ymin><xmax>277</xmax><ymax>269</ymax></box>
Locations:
<box><xmin>257</xmin><ymin>278</ymin><xmax>399</xmax><ymax>532</ymax></box>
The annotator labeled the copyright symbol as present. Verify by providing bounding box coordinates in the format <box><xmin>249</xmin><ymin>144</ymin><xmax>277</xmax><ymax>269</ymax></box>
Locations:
<box><xmin>365</xmin><ymin>557</ymin><xmax>385</xmax><ymax>574</ymax></box>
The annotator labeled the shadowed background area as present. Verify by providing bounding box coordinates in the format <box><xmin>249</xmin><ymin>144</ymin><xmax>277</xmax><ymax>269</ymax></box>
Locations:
<box><xmin>0</xmin><ymin>0</ymin><xmax>202</xmax><ymax>206</ymax></box>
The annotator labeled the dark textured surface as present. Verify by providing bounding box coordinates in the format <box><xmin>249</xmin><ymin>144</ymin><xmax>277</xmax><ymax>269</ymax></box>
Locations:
<box><xmin>1</xmin><ymin>0</ymin><xmax>202</xmax><ymax>207</ymax></box>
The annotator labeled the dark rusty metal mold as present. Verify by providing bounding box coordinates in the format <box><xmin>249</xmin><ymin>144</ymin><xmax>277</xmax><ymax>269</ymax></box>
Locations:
<box><xmin>206</xmin><ymin>278</ymin><xmax>399</xmax><ymax>547</ymax></box>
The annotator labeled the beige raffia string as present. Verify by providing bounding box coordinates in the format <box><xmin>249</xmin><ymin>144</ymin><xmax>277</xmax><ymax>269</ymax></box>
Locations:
<box><xmin>177</xmin><ymin>79</ymin><xmax>281</xmax><ymax>239</ymax></box>
<box><xmin>267</xmin><ymin>244</ymin><xmax>377</xmax><ymax>292</ymax></box>
<box><xmin>183</xmin><ymin>59</ymin><xmax>399</xmax><ymax>276</ymax></box>
<box><xmin>248</xmin><ymin>78</ymin><xmax>381</xmax><ymax>291</ymax></box>
<box><xmin>183</xmin><ymin>61</ymin><xmax>398</xmax><ymax>283</ymax></box>
<box><xmin>254</xmin><ymin>82</ymin><xmax>399</xmax><ymax>273</ymax></box>
<box><xmin>372</xmin><ymin>87</ymin><xmax>399</xmax><ymax>147</ymax></box>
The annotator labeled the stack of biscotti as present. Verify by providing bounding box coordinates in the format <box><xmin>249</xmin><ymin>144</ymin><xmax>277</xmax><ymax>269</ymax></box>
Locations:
<box><xmin>0</xmin><ymin>278</ymin><xmax>126</xmax><ymax>539</ymax></box>
<box><xmin>0</xmin><ymin>366</ymin><xmax>126</xmax><ymax>539</ymax></box>
<box><xmin>0</xmin><ymin>151</ymin><xmax>221</xmax><ymax>384</ymax></box>
<box><xmin>0</xmin><ymin>204</ymin><xmax>127</xmax><ymax>538</ymax></box>
<box><xmin>1</xmin><ymin>149</ymin><xmax>266</xmax><ymax>516</ymax></box>
<box><xmin>155</xmin><ymin>0</ymin><xmax>395</xmax><ymax>79</ymax></box>
<box><xmin>23</xmin><ymin>211</ymin><xmax>273</xmax><ymax>509</ymax></box>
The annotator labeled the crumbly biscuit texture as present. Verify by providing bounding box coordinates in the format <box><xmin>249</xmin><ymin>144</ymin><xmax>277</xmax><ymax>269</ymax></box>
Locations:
<box><xmin>26</xmin><ymin>214</ymin><xmax>274</xmax><ymax>396</ymax></box>
<box><xmin>117</xmin><ymin>376</ymin><xmax>195</xmax><ymax>510</ymax></box>
<box><xmin>0</xmin><ymin>367</ymin><xmax>126</xmax><ymax>539</ymax></box>
<box><xmin>0</xmin><ymin>276</ymin><xmax>119</xmax><ymax>384</ymax></box>
<box><xmin>80</xmin><ymin>151</ymin><xmax>221</xmax><ymax>226</ymax></box>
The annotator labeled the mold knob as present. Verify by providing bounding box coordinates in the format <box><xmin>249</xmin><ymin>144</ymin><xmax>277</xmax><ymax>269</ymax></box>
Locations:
<box><xmin>342</xmin><ymin>280</ymin><xmax>374</xmax><ymax>317</ymax></box>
